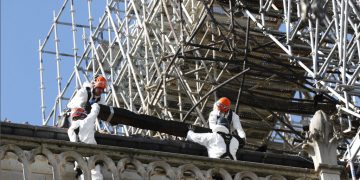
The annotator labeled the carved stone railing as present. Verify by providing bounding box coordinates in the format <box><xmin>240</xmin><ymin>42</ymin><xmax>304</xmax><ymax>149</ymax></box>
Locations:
<box><xmin>0</xmin><ymin>133</ymin><xmax>318</xmax><ymax>180</ymax></box>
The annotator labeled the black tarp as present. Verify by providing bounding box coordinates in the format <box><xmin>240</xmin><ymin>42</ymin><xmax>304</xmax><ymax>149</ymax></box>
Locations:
<box><xmin>98</xmin><ymin>104</ymin><xmax>212</xmax><ymax>137</ymax></box>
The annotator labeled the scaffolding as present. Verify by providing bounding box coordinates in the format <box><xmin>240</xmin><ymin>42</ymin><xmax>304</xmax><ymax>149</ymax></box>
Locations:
<box><xmin>39</xmin><ymin>0</ymin><xmax>360</xmax><ymax>156</ymax></box>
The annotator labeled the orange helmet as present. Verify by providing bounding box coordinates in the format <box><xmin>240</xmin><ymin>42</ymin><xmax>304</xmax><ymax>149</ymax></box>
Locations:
<box><xmin>94</xmin><ymin>75</ymin><xmax>107</xmax><ymax>89</ymax></box>
<box><xmin>71</xmin><ymin>108</ymin><xmax>87</xmax><ymax>120</ymax></box>
<box><xmin>216</xmin><ymin>97</ymin><xmax>231</xmax><ymax>113</ymax></box>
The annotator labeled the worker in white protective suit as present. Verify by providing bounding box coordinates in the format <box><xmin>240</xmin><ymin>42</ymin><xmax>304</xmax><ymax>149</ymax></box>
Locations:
<box><xmin>68</xmin><ymin>103</ymin><xmax>103</xmax><ymax>180</ymax></box>
<box><xmin>67</xmin><ymin>75</ymin><xmax>107</xmax><ymax>113</ymax></box>
<box><xmin>186</xmin><ymin>117</ymin><xmax>245</xmax><ymax>160</ymax></box>
<box><xmin>208</xmin><ymin>97</ymin><xmax>246</xmax><ymax>139</ymax></box>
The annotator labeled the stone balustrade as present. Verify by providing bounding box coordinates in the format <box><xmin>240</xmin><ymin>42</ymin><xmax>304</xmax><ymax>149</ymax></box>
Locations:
<box><xmin>1</xmin><ymin>133</ymin><xmax>318</xmax><ymax>180</ymax></box>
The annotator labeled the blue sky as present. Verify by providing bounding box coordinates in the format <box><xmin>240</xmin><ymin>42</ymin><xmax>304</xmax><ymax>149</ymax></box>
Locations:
<box><xmin>1</xmin><ymin>0</ymin><xmax>63</xmax><ymax>125</ymax></box>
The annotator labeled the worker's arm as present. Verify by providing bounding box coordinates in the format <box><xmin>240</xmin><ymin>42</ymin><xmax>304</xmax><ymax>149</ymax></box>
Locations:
<box><xmin>97</xmin><ymin>96</ymin><xmax>106</xmax><ymax>105</ymax></box>
<box><xmin>232</xmin><ymin>111</ymin><xmax>246</xmax><ymax>139</ymax></box>
<box><xmin>85</xmin><ymin>103</ymin><xmax>100</xmax><ymax>125</ymax></box>
<box><xmin>208</xmin><ymin>110</ymin><xmax>218</xmax><ymax>129</ymax></box>
<box><xmin>67</xmin><ymin>121</ymin><xmax>80</xmax><ymax>142</ymax></box>
<box><xmin>67</xmin><ymin>88</ymin><xmax>88</xmax><ymax>109</ymax></box>
<box><xmin>186</xmin><ymin>130</ymin><xmax>212</xmax><ymax>147</ymax></box>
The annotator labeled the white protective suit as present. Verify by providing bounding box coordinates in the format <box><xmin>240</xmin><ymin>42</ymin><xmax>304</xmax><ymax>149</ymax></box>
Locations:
<box><xmin>186</xmin><ymin>125</ymin><xmax>239</xmax><ymax>160</ymax></box>
<box><xmin>68</xmin><ymin>103</ymin><xmax>100</xmax><ymax>144</ymax></box>
<box><xmin>208</xmin><ymin>107</ymin><xmax>246</xmax><ymax>139</ymax></box>
<box><xmin>67</xmin><ymin>82</ymin><xmax>106</xmax><ymax>110</ymax></box>
<box><xmin>68</xmin><ymin>103</ymin><xmax>103</xmax><ymax>180</ymax></box>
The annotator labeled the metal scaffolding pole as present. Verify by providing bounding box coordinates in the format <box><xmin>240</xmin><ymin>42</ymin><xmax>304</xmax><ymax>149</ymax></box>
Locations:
<box><xmin>38</xmin><ymin>40</ymin><xmax>46</xmax><ymax>124</ymax></box>
<box><xmin>39</xmin><ymin>0</ymin><xmax>360</xmax><ymax>157</ymax></box>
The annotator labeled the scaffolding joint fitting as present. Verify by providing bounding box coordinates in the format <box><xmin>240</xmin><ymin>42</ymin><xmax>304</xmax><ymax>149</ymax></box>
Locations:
<box><xmin>336</xmin><ymin>104</ymin><xmax>343</xmax><ymax>111</ymax></box>
<box><xmin>314</xmin><ymin>74</ymin><xmax>321</xmax><ymax>80</ymax></box>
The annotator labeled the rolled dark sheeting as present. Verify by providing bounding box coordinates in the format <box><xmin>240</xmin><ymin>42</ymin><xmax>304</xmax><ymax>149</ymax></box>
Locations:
<box><xmin>98</xmin><ymin>104</ymin><xmax>212</xmax><ymax>137</ymax></box>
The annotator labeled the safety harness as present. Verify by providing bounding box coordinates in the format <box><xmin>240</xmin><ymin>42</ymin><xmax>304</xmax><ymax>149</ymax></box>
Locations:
<box><xmin>85</xmin><ymin>87</ymin><xmax>101</xmax><ymax>113</ymax></box>
<box><xmin>217</xmin><ymin>132</ymin><xmax>244</xmax><ymax>160</ymax></box>
<box><xmin>217</xmin><ymin>132</ymin><xmax>234</xmax><ymax>159</ymax></box>
<box><xmin>216</xmin><ymin>110</ymin><xmax>245</xmax><ymax>160</ymax></box>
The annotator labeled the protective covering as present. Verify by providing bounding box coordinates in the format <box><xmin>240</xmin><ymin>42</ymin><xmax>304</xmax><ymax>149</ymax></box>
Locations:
<box><xmin>68</xmin><ymin>103</ymin><xmax>100</xmax><ymax>144</ymax></box>
<box><xmin>67</xmin><ymin>103</ymin><xmax>103</xmax><ymax>180</ymax></box>
<box><xmin>186</xmin><ymin>125</ymin><xmax>240</xmax><ymax>160</ymax></box>
<box><xmin>67</xmin><ymin>82</ymin><xmax>92</xmax><ymax>109</ymax></box>
<box><xmin>208</xmin><ymin>107</ymin><xmax>246</xmax><ymax>139</ymax></box>
<box><xmin>98</xmin><ymin>104</ymin><xmax>212</xmax><ymax>137</ymax></box>
<box><xmin>67</xmin><ymin>82</ymin><xmax>105</xmax><ymax>109</ymax></box>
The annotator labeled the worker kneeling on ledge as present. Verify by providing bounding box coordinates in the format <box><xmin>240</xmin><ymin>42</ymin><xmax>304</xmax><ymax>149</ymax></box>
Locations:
<box><xmin>186</xmin><ymin>116</ymin><xmax>245</xmax><ymax>160</ymax></box>
<box><xmin>209</xmin><ymin>97</ymin><xmax>246</xmax><ymax>140</ymax></box>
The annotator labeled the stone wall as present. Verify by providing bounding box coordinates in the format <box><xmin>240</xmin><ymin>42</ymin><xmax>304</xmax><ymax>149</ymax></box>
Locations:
<box><xmin>0</xmin><ymin>134</ymin><xmax>318</xmax><ymax>180</ymax></box>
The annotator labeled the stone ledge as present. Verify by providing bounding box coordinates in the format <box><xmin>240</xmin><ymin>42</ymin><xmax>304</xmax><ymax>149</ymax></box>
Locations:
<box><xmin>0</xmin><ymin>122</ymin><xmax>314</xmax><ymax>168</ymax></box>
<box><xmin>1</xmin><ymin>134</ymin><xmax>318</xmax><ymax>179</ymax></box>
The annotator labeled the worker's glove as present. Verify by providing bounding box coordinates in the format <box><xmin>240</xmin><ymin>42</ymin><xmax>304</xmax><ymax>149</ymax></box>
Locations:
<box><xmin>91</xmin><ymin>103</ymin><xmax>100</xmax><ymax>110</ymax></box>
<box><xmin>188</xmin><ymin>124</ymin><xmax>196</xmax><ymax>131</ymax></box>
<box><xmin>233</xmin><ymin>135</ymin><xmax>246</xmax><ymax>148</ymax></box>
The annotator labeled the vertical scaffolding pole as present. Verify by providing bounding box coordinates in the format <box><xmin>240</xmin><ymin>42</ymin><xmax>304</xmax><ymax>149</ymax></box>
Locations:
<box><xmin>178</xmin><ymin>79</ymin><xmax>183</xmax><ymax>121</ymax></box>
<box><xmin>313</xmin><ymin>18</ymin><xmax>319</xmax><ymax>81</ymax></box>
<box><xmin>286</xmin><ymin>0</ymin><xmax>292</xmax><ymax>56</ymax></box>
<box><xmin>70</xmin><ymin>0</ymin><xmax>80</xmax><ymax>88</ymax></box>
<box><xmin>124</xmin><ymin>0</ymin><xmax>132</xmax><ymax>113</ymax></box>
<box><xmin>260</xmin><ymin>0</ymin><xmax>265</xmax><ymax>26</ymax></box>
<box><xmin>82</xmin><ymin>28</ymin><xmax>89</xmax><ymax>76</ymax></box>
<box><xmin>88</xmin><ymin>0</ymin><xmax>96</xmax><ymax>75</ymax></box>
<box><xmin>39</xmin><ymin>40</ymin><xmax>46</xmax><ymax>125</ymax></box>
<box><xmin>38</xmin><ymin>0</ymin><xmax>360</xmax><ymax>145</ymax></box>
<box><xmin>143</xmin><ymin>0</ymin><xmax>150</xmax><ymax>115</ymax></box>
<box><xmin>235</xmin><ymin>17</ymin><xmax>250</xmax><ymax>113</ymax></box>
<box><xmin>53</xmin><ymin>11</ymin><xmax>62</xmax><ymax>126</ymax></box>
<box><xmin>106</xmin><ymin>0</ymin><xmax>114</xmax><ymax>105</ymax></box>
<box><xmin>342</xmin><ymin>0</ymin><xmax>350</xmax><ymax>109</ymax></box>
<box><xmin>161</xmin><ymin>1</ymin><xmax>168</xmax><ymax>117</ymax></box>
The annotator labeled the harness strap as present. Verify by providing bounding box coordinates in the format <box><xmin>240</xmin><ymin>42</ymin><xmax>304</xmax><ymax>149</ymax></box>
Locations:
<box><xmin>86</xmin><ymin>87</ymin><xmax>91</xmax><ymax>101</ymax></box>
<box><xmin>232</xmin><ymin>134</ymin><xmax>245</xmax><ymax>148</ymax></box>
<box><xmin>226</xmin><ymin>110</ymin><xmax>233</xmax><ymax>125</ymax></box>
<box><xmin>85</xmin><ymin>87</ymin><xmax>100</xmax><ymax>113</ymax></box>
<box><xmin>217</xmin><ymin>132</ymin><xmax>234</xmax><ymax>160</ymax></box>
